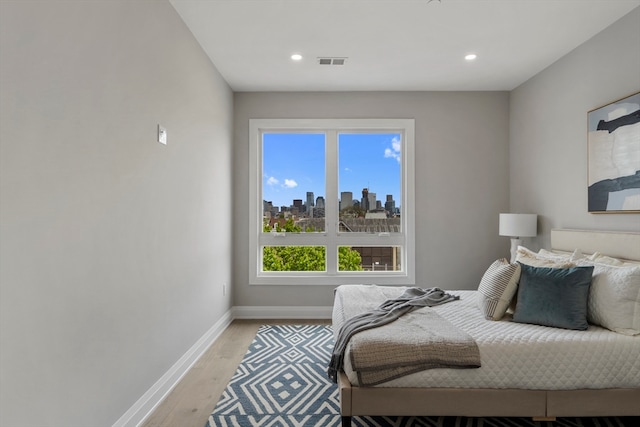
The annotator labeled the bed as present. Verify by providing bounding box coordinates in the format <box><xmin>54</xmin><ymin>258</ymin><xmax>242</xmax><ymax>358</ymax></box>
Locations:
<box><xmin>332</xmin><ymin>229</ymin><xmax>640</xmax><ymax>426</ymax></box>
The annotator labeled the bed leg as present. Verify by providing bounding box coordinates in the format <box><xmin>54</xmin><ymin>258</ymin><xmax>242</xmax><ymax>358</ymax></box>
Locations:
<box><xmin>341</xmin><ymin>415</ymin><xmax>352</xmax><ymax>426</ymax></box>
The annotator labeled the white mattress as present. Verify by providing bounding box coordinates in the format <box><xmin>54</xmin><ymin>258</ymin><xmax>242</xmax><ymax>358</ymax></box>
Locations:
<box><xmin>336</xmin><ymin>286</ymin><xmax>640</xmax><ymax>390</ymax></box>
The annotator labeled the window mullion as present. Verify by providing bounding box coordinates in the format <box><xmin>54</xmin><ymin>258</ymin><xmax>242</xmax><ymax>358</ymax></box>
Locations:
<box><xmin>325</xmin><ymin>130</ymin><xmax>338</xmax><ymax>275</ymax></box>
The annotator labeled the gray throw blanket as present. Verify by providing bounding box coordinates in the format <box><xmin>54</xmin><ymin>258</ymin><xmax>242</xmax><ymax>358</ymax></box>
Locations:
<box><xmin>327</xmin><ymin>287</ymin><xmax>460</xmax><ymax>383</ymax></box>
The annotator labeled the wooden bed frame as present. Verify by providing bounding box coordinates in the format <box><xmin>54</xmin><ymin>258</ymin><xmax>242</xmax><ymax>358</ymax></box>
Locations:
<box><xmin>337</xmin><ymin>229</ymin><xmax>640</xmax><ymax>425</ymax></box>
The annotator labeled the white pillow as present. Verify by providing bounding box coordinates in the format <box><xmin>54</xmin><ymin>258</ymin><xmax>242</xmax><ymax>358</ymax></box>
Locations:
<box><xmin>537</xmin><ymin>248</ymin><xmax>571</xmax><ymax>260</ymax></box>
<box><xmin>587</xmin><ymin>252</ymin><xmax>638</xmax><ymax>267</ymax></box>
<box><xmin>578</xmin><ymin>261</ymin><xmax>640</xmax><ymax>336</ymax></box>
<box><xmin>516</xmin><ymin>246</ymin><xmax>575</xmax><ymax>268</ymax></box>
<box><xmin>477</xmin><ymin>259</ymin><xmax>521</xmax><ymax>320</ymax></box>
<box><xmin>537</xmin><ymin>248</ymin><xmax>586</xmax><ymax>262</ymax></box>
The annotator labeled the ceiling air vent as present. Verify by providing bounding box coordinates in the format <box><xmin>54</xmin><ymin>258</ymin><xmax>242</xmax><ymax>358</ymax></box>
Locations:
<box><xmin>317</xmin><ymin>57</ymin><xmax>347</xmax><ymax>65</ymax></box>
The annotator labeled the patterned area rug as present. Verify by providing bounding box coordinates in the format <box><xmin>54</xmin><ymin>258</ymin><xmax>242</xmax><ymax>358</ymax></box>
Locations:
<box><xmin>206</xmin><ymin>324</ymin><xmax>638</xmax><ymax>427</ymax></box>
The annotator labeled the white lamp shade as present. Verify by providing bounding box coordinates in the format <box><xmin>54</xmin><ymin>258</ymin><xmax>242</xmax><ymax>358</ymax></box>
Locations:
<box><xmin>499</xmin><ymin>213</ymin><xmax>537</xmax><ymax>238</ymax></box>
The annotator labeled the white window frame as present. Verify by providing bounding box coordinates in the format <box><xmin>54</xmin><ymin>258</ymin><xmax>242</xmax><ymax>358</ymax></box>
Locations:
<box><xmin>249</xmin><ymin>118</ymin><xmax>415</xmax><ymax>285</ymax></box>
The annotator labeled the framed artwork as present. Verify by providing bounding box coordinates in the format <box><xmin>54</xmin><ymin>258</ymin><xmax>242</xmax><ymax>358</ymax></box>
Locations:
<box><xmin>587</xmin><ymin>91</ymin><xmax>640</xmax><ymax>213</ymax></box>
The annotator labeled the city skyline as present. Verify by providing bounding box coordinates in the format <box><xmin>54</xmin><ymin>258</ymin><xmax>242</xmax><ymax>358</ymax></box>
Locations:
<box><xmin>262</xmin><ymin>132</ymin><xmax>401</xmax><ymax>208</ymax></box>
<box><xmin>263</xmin><ymin>188</ymin><xmax>396</xmax><ymax>211</ymax></box>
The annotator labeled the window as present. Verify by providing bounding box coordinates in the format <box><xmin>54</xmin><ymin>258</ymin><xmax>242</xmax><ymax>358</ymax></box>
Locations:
<box><xmin>249</xmin><ymin>119</ymin><xmax>415</xmax><ymax>285</ymax></box>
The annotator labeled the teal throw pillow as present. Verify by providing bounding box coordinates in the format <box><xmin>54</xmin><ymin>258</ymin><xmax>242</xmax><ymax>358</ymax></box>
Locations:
<box><xmin>513</xmin><ymin>263</ymin><xmax>594</xmax><ymax>330</ymax></box>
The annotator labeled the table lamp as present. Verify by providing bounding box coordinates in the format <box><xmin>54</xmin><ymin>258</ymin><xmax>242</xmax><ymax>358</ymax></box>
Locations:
<box><xmin>499</xmin><ymin>213</ymin><xmax>537</xmax><ymax>262</ymax></box>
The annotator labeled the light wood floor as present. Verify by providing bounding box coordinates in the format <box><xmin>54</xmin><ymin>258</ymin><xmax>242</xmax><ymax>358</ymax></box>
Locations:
<box><xmin>141</xmin><ymin>319</ymin><xmax>330</xmax><ymax>427</ymax></box>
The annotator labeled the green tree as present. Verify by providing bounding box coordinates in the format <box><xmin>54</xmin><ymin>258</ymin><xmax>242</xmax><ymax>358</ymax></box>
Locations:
<box><xmin>340</xmin><ymin>205</ymin><xmax>366</xmax><ymax>218</ymax></box>
<box><xmin>263</xmin><ymin>217</ymin><xmax>300</xmax><ymax>233</ymax></box>
<box><xmin>338</xmin><ymin>246</ymin><xmax>364</xmax><ymax>271</ymax></box>
<box><xmin>263</xmin><ymin>245</ymin><xmax>326</xmax><ymax>271</ymax></box>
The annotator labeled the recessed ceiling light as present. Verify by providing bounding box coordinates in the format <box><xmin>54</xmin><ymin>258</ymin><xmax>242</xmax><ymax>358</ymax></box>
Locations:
<box><xmin>465</xmin><ymin>54</ymin><xmax>477</xmax><ymax>61</ymax></box>
<box><xmin>291</xmin><ymin>54</ymin><xmax>303</xmax><ymax>61</ymax></box>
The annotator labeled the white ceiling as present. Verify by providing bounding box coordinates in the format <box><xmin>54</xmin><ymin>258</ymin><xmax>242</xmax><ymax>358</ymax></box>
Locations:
<box><xmin>169</xmin><ymin>0</ymin><xmax>640</xmax><ymax>92</ymax></box>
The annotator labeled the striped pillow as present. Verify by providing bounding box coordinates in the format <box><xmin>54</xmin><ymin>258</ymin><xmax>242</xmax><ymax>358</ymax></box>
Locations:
<box><xmin>477</xmin><ymin>258</ymin><xmax>521</xmax><ymax>320</ymax></box>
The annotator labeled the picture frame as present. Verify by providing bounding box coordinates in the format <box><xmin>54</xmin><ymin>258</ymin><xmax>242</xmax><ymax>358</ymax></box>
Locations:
<box><xmin>587</xmin><ymin>91</ymin><xmax>640</xmax><ymax>213</ymax></box>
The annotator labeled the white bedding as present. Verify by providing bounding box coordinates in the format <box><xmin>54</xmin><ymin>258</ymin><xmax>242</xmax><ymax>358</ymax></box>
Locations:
<box><xmin>337</xmin><ymin>286</ymin><xmax>640</xmax><ymax>390</ymax></box>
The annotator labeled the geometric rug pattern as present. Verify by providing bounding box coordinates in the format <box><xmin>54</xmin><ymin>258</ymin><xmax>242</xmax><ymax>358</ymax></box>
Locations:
<box><xmin>206</xmin><ymin>324</ymin><xmax>639</xmax><ymax>427</ymax></box>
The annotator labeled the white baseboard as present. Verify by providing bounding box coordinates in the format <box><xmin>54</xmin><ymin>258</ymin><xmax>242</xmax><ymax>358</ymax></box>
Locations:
<box><xmin>233</xmin><ymin>305</ymin><xmax>333</xmax><ymax>319</ymax></box>
<box><xmin>113</xmin><ymin>305</ymin><xmax>331</xmax><ymax>426</ymax></box>
<box><xmin>112</xmin><ymin>309</ymin><xmax>233</xmax><ymax>427</ymax></box>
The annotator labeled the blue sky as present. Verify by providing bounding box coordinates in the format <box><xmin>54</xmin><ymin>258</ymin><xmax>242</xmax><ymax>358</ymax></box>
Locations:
<box><xmin>263</xmin><ymin>132</ymin><xmax>401</xmax><ymax>208</ymax></box>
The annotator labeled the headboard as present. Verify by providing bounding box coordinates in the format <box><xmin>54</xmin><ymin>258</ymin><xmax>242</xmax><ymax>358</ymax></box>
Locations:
<box><xmin>550</xmin><ymin>229</ymin><xmax>640</xmax><ymax>261</ymax></box>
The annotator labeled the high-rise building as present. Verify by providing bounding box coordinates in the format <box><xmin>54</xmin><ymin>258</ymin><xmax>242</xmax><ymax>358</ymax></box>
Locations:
<box><xmin>306</xmin><ymin>192</ymin><xmax>314</xmax><ymax>208</ymax></box>
<box><xmin>263</xmin><ymin>200</ymin><xmax>278</xmax><ymax>218</ymax></box>
<box><xmin>385</xmin><ymin>194</ymin><xmax>395</xmax><ymax>214</ymax></box>
<box><xmin>368</xmin><ymin>192</ymin><xmax>376</xmax><ymax>212</ymax></box>
<box><xmin>314</xmin><ymin>196</ymin><xmax>326</xmax><ymax>218</ymax></box>
<box><xmin>340</xmin><ymin>191</ymin><xmax>353</xmax><ymax>211</ymax></box>
<box><xmin>361</xmin><ymin>188</ymin><xmax>369</xmax><ymax>211</ymax></box>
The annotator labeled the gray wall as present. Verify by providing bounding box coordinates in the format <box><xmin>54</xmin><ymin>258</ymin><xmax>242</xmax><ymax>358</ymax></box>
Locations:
<box><xmin>233</xmin><ymin>92</ymin><xmax>510</xmax><ymax>306</ymax></box>
<box><xmin>510</xmin><ymin>7</ymin><xmax>640</xmax><ymax>248</ymax></box>
<box><xmin>0</xmin><ymin>1</ymin><xmax>233</xmax><ymax>426</ymax></box>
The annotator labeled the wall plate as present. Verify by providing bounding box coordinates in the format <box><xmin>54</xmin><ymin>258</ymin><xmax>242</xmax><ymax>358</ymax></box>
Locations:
<box><xmin>158</xmin><ymin>125</ymin><xmax>167</xmax><ymax>145</ymax></box>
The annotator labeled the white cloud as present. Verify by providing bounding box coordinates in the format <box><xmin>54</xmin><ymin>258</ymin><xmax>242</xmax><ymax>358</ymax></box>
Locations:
<box><xmin>391</xmin><ymin>137</ymin><xmax>401</xmax><ymax>153</ymax></box>
<box><xmin>283</xmin><ymin>179</ymin><xmax>298</xmax><ymax>188</ymax></box>
<box><xmin>266</xmin><ymin>176</ymin><xmax>279</xmax><ymax>186</ymax></box>
<box><xmin>384</xmin><ymin>137</ymin><xmax>401</xmax><ymax>163</ymax></box>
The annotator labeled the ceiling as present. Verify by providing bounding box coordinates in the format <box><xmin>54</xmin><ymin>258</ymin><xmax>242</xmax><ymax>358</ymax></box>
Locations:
<box><xmin>169</xmin><ymin>0</ymin><xmax>640</xmax><ymax>92</ymax></box>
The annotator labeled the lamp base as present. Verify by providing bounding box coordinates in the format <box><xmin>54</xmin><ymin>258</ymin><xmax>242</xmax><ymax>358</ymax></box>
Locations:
<box><xmin>510</xmin><ymin>238</ymin><xmax>522</xmax><ymax>263</ymax></box>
